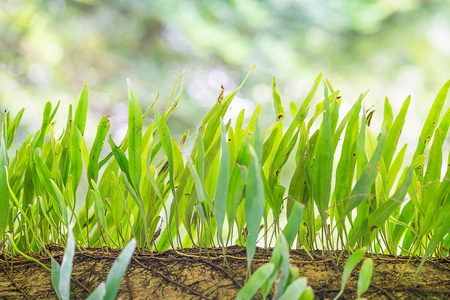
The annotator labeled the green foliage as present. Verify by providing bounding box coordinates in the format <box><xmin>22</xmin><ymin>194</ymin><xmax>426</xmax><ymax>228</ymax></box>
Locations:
<box><xmin>237</xmin><ymin>207</ymin><xmax>310</xmax><ymax>300</ymax></box>
<box><xmin>51</xmin><ymin>227</ymin><xmax>136</xmax><ymax>300</ymax></box>
<box><xmin>235</xmin><ymin>263</ymin><xmax>275</xmax><ymax>300</ymax></box>
<box><xmin>1</xmin><ymin>69</ymin><xmax>449</xmax><ymax>286</ymax></box>
<box><xmin>357</xmin><ymin>258</ymin><xmax>374</xmax><ymax>299</ymax></box>
<box><xmin>333</xmin><ymin>247</ymin><xmax>367</xmax><ymax>300</ymax></box>
<box><xmin>51</xmin><ymin>228</ymin><xmax>75</xmax><ymax>300</ymax></box>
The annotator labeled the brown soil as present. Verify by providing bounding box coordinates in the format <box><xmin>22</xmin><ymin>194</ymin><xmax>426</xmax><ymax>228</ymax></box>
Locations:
<box><xmin>1</xmin><ymin>245</ymin><xmax>449</xmax><ymax>299</ymax></box>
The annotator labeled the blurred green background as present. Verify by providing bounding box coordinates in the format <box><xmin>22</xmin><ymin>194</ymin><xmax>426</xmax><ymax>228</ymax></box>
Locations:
<box><xmin>1</xmin><ymin>0</ymin><xmax>450</xmax><ymax>149</ymax></box>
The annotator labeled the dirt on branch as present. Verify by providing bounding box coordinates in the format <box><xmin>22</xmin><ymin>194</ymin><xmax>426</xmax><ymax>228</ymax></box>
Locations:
<box><xmin>1</xmin><ymin>245</ymin><xmax>449</xmax><ymax>299</ymax></box>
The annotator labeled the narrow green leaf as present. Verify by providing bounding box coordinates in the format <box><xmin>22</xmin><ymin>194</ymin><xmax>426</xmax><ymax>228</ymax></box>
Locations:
<box><xmin>415</xmin><ymin>192</ymin><xmax>450</xmax><ymax>277</ymax></box>
<box><xmin>272</xmin><ymin>185</ymin><xmax>286</xmax><ymax>222</ymax></box>
<box><xmin>169</xmin><ymin>137</ymin><xmax>185</xmax><ymax>186</ymax></box>
<box><xmin>90</xmin><ymin>179</ymin><xmax>108</xmax><ymax>233</ymax></box>
<box><xmin>145</xmin><ymin>148</ymin><xmax>162</xmax><ymax>201</ymax></box>
<box><xmin>86</xmin><ymin>282</ymin><xmax>106</xmax><ymax>300</ymax></box>
<box><xmin>407</xmin><ymin>168</ymin><xmax>425</xmax><ymax>219</ymax></box>
<box><xmin>245</xmin><ymin>144</ymin><xmax>264</xmax><ymax>273</ymax></box>
<box><xmin>51</xmin><ymin>259</ymin><xmax>62</xmax><ymax>299</ymax></box>
<box><xmin>388</xmin><ymin>216</ymin><xmax>419</xmax><ymax>240</ymax></box>
<box><xmin>357</xmin><ymin>259</ymin><xmax>373</xmax><ymax>298</ymax></box>
<box><xmin>278</xmin><ymin>129</ymin><xmax>299</xmax><ymax>176</ymax></box>
<box><xmin>35</xmin><ymin>101</ymin><xmax>52</xmax><ymax>149</ymax></box>
<box><xmin>260</xmin><ymin>234</ymin><xmax>284</xmax><ymax>297</ymax></box>
<box><xmin>307</xmin><ymin>90</ymin><xmax>340</xmax><ymax>130</ymax></box>
<box><xmin>235</xmin><ymin>263</ymin><xmax>275</xmax><ymax>300</ymax></box>
<box><xmin>300</xmin><ymin>286</ymin><xmax>315</xmax><ymax>300</ymax></box>
<box><xmin>325</xmin><ymin>79</ymin><xmax>340</xmax><ymax>135</ymax></box>
<box><xmin>416</xmin><ymin>126</ymin><xmax>449</xmax><ymax>239</ymax></box>
<box><xmin>159</xmin><ymin>123</ymin><xmax>177</xmax><ymax>212</ymax></box>
<box><xmin>278</xmin><ymin>277</ymin><xmax>308</xmax><ymax>300</ymax></box>
<box><xmin>195</xmin><ymin>203</ymin><xmax>207</xmax><ymax>229</ymax></box>
<box><xmin>214</xmin><ymin>118</ymin><xmax>230</xmax><ymax>243</ymax></box>
<box><xmin>413</xmin><ymin>80</ymin><xmax>450</xmax><ymax>179</ymax></box>
<box><xmin>386</xmin><ymin>144</ymin><xmax>407</xmax><ymax>194</ymax></box>
<box><xmin>121</xmin><ymin>174</ymin><xmax>150</xmax><ymax>248</ymax></box>
<box><xmin>383</xmin><ymin>97</ymin><xmax>393</xmax><ymax>132</ymax></box>
<box><xmin>390</xmin><ymin>200</ymin><xmax>415</xmax><ymax>247</ymax></box>
<box><xmin>87</xmin><ymin>116</ymin><xmax>110</xmax><ymax>186</ymax></box>
<box><xmin>6</xmin><ymin>108</ymin><xmax>24</xmax><ymax>149</ymax></box>
<box><xmin>272</xmin><ymin>77</ymin><xmax>285</xmax><ymax>119</ymax></box>
<box><xmin>333</xmin><ymin>247</ymin><xmax>367</xmax><ymax>300</ymax></box>
<box><xmin>73</xmin><ymin>83</ymin><xmax>89</xmax><ymax>136</ymax></box>
<box><xmin>287</xmin><ymin>122</ymin><xmax>309</xmax><ymax>209</ymax></box>
<box><xmin>33</xmin><ymin>148</ymin><xmax>69</xmax><ymax>227</ymax></box>
<box><xmin>70</xmin><ymin>126</ymin><xmax>84</xmax><ymax>195</ymax></box>
<box><xmin>253</xmin><ymin>111</ymin><xmax>262</xmax><ymax>162</ymax></box>
<box><xmin>6</xmin><ymin>232</ymin><xmax>50</xmax><ymax>271</ymax></box>
<box><xmin>262</xmin><ymin>128</ymin><xmax>279</xmax><ymax>165</ymax></box>
<box><xmin>350</xmin><ymin>167</ymin><xmax>414</xmax><ymax>244</ymax></box>
<box><xmin>201</xmin><ymin>65</ymin><xmax>255</xmax><ymax>128</ymax></box>
<box><xmin>383</xmin><ymin>96</ymin><xmax>410</xmax><ymax>169</ymax></box>
<box><xmin>226</xmin><ymin>167</ymin><xmax>245</xmax><ymax>235</ymax></box>
<box><xmin>422</xmin><ymin>128</ymin><xmax>442</xmax><ymax>211</ymax></box>
<box><xmin>0</xmin><ymin>123</ymin><xmax>9</xmax><ymax>236</ymax></box>
<box><xmin>342</xmin><ymin>133</ymin><xmax>387</xmax><ymax>217</ymax></box>
<box><xmin>5</xmin><ymin>168</ymin><xmax>49</xmax><ymax>252</ymax></box>
<box><xmin>273</xmin><ymin>234</ymin><xmax>291</xmax><ymax>299</ymax></box>
<box><xmin>201</xmin><ymin>67</ymin><xmax>255</xmax><ymax>150</ymax></box>
<box><xmin>290</xmin><ymin>101</ymin><xmax>297</xmax><ymax>117</ymax></box>
<box><xmin>108</xmin><ymin>135</ymin><xmax>132</xmax><ymax>187</ymax></box>
<box><xmin>422</xmin><ymin>149</ymin><xmax>450</xmax><ymax>236</ymax></box>
<box><xmin>312</xmin><ymin>83</ymin><xmax>333</xmax><ymax>221</ymax></box>
<box><xmin>282</xmin><ymin>202</ymin><xmax>305</xmax><ymax>245</ymax></box>
<box><xmin>104</xmin><ymin>238</ymin><xmax>136</xmax><ymax>300</ymax></box>
<box><xmin>195</xmin><ymin>125</ymin><xmax>205</xmax><ymax>181</ymax></box>
<box><xmin>61</xmin><ymin>106</ymin><xmax>73</xmax><ymax>184</ymax></box>
<box><xmin>356</xmin><ymin>110</ymin><xmax>368</xmax><ymax>176</ymax></box>
<box><xmin>127</xmin><ymin>79</ymin><xmax>143</xmax><ymax>191</ymax></box>
<box><xmin>111</xmin><ymin>172</ymin><xmax>129</xmax><ymax>235</ymax></box>
<box><xmin>332</xmin><ymin>91</ymin><xmax>365</xmax><ymax>152</ymax></box>
<box><xmin>332</xmin><ymin>97</ymin><xmax>360</xmax><ymax>220</ymax></box>
<box><xmin>49</xmin><ymin>180</ymin><xmax>69</xmax><ymax>228</ymax></box>
<box><xmin>187</xmin><ymin>157</ymin><xmax>213</xmax><ymax>211</ymax></box>
<box><xmin>59</xmin><ymin>228</ymin><xmax>76</xmax><ymax>300</ymax></box>
<box><xmin>269</xmin><ymin>73</ymin><xmax>321</xmax><ymax>189</ymax></box>
<box><xmin>161</xmin><ymin>73</ymin><xmax>184</xmax><ymax>123</ymax></box>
